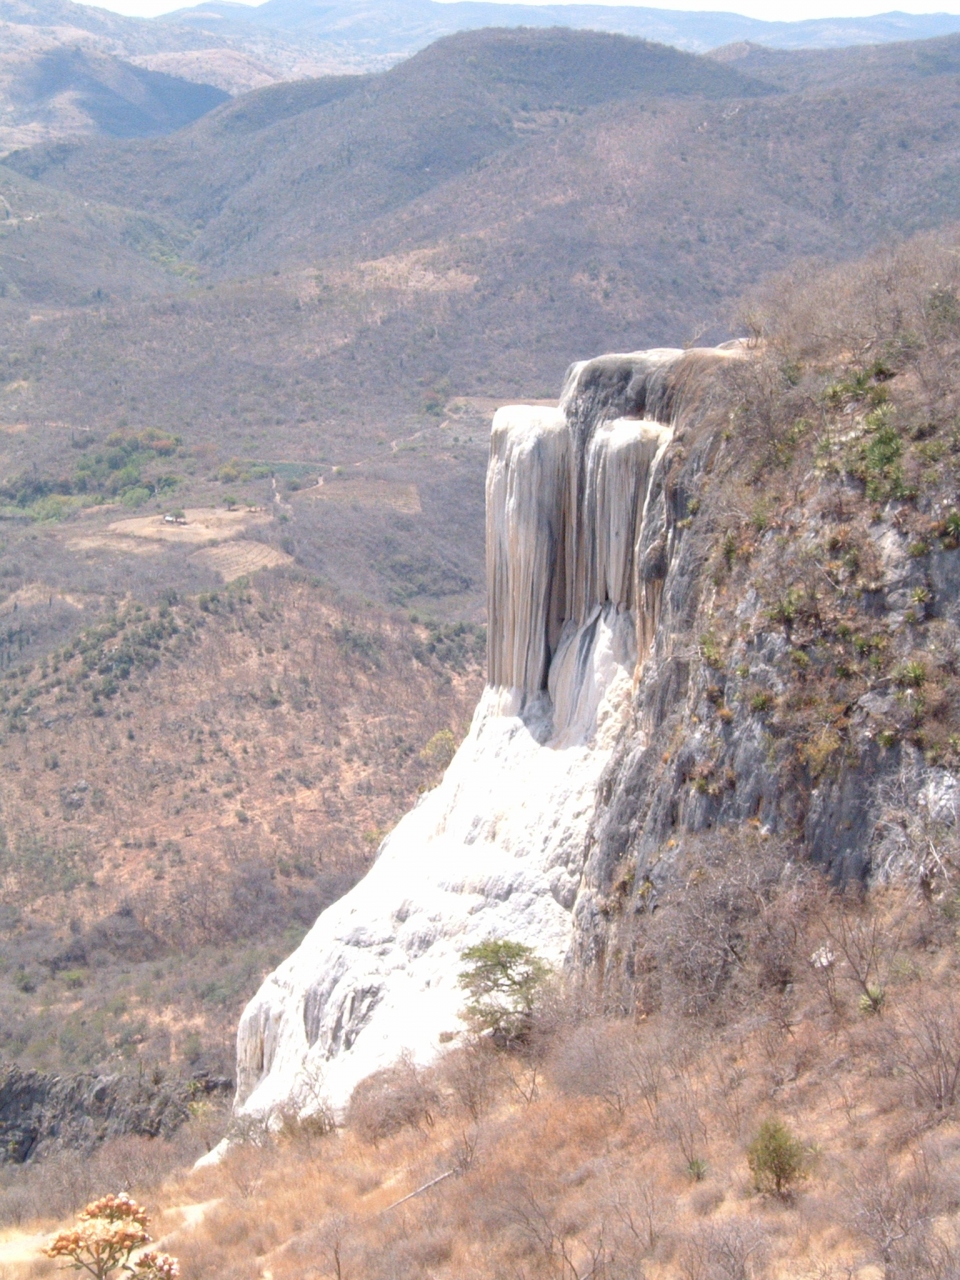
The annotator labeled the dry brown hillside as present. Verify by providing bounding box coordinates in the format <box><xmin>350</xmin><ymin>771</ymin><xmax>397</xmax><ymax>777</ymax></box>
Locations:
<box><xmin>8</xmin><ymin>28</ymin><xmax>960</xmax><ymax>466</ymax></box>
<box><xmin>4</xmin><ymin>872</ymin><xmax>960</xmax><ymax>1280</ymax></box>
<box><xmin>0</xmin><ymin>568</ymin><xmax>483</xmax><ymax>1077</ymax></box>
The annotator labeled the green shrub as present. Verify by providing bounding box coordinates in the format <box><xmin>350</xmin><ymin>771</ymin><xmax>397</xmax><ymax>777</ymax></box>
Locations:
<box><xmin>420</xmin><ymin>728</ymin><xmax>457</xmax><ymax>769</ymax></box>
<box><xmin>941</xmin><ymin>510</ymin><xmax>960</xmax><ymax>545</ymax></box>
<box><xmin>700</xmin><ymin>632</ymin><xmax>724</xmax><ymax>669</ymax></box>
<box><xmin>747</xmin><ymin>1118</ymin><xmax>806</xmax><ymax>1196</ymax></box>
<box><xmin>895</xmin><ymin>660</ymin><xmax>927</xmax><ymax>689</ymax></box>
<box><xmin>849</xmin><ymin>408</ymin><xmax>907</xmax><ymax>503</ymax></box>
<box><xmin>858</xmin><ymin>984</ymin><xmax>885</xmax><ymax>1015</ymax></box>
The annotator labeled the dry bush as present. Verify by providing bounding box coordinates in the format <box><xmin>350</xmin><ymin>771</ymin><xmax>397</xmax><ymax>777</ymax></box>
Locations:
<box><xmin>489</xmin><ymin>1174</ymin><xmax>600</xmax><ymax>1278</ymax></box>
<box><xmin>633</xmin><ymin>837</ymin><xmax>811</xmax><ymax>1021</ymax></box>
<box><xmin>434</xmin><ymin>1040</ymin><xmax>504</xmax><ymax>1122</ymax></box>
<box><xmin>882</xmin><ymin>986</ymin><xmax>960</xmax><ymax>1114</ymax></box>
<box><xmin>360</xmin><ymin>1221</ymin><xmax>455</xmax><ymax>1280</ymax></box>
<box><xmin>169</xmin><ymin>1225</ymin><xmax>259</xmax><ymax>1280</ymax></box>
<box><xmin>752</xmin><ymin>233</ymin><xmax>960</xmax><ymax>415</ymax></box>
<box><xmin>346</xmin><ymin>1054</ymin><xmax>441</xmax><ymax>1145</ymax></box>
<box><xmin>662</xmin><ymin>1066</ymin><xmax>710</xmax><ymax>1176</ymax></box>
<box><xmin>746</xmin><ymin>869</ymin><xmax>819</xmax><ymax>996</ymax></box>
<box><xmin>809</xmin><ymin>891</ymin><xmax>912</xmax><ymax>1018</ymax></box>
<box><xmin>274</xmin><ymin>1102</ymin><xmax>337</xmax><ymax>1157</ymax></box>
<box><xmin>550</xmin><ymin>1019</ymin><xmax>638</xmax><ymax>1119</ymax></box>
<box><xmin>220</xmin><ymin>1139</ymin><xmax>276</xmax><ymax>1201</ymax></box>
<box><xmin>280</xmin><ymin>1211</ymin><xmax>357</xmax><ymax>1280</ymax></box>
<box><xmin>676</xmin><ymin>1219</ymin><xmax>770</xmax><ymax>1280</ymax></box>
<box><xmin>651</xmin><ymin>866</ymin><xmax>749</xmax><ymax>1016</ymax></box>
<box><xmin>0</xmin><ymin>1131</ymin><xmax>200</xmax><ymax>1228</ymax></box>
<box><xmin>271</xmin><ymin>1061</ymin><xmax>337</xmax><ymax>1161</ymax></box>
<box><xmin>548</xmin><ymin>1015</ymin><xmax>679</xmax><ymax>1132</ymax></box>
<box><xmin>605</xmin><ymin>1175</ymin><xmax>675</xmax><ymax>1258</ymax></box>
<box><xmin>847</xmin><ymin>1149</ymin><xmax>960</xmax><ymax>1280</ymax></box>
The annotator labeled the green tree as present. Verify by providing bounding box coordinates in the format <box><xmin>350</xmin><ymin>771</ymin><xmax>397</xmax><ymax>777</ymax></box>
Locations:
<box><xmin>747</xmin><ymin>1118</ymin><xmax>807</xmax><ymax>1197</ymax></box>
<box><xmin>458</xmin><ymin>939</ymin><xmax>548</xmax><ymax>1047</ymax></box>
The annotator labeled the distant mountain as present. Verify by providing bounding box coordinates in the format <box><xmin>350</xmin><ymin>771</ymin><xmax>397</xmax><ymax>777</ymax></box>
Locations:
<box><xmin>3</xmin><ymin>46</ymin><xmax>228</xmax><ymax>145</ymax></box>
<box><xmin>710</xmin><ymin>24</ymin><xmax>960</xmax><ymax>90</ymax></box>
<box><xmin>0</xmin><ymin>0</ymin><xmax>392</xmax><ymax>139</ymax></box>
<box><xmin>166</xmin><ymin>0</ymin><xmax>960</xmax><ymax>57</ymax></box>
<box><xmin>7</xmin><ymin>23</ymin><xmax>960</xmax><ymax>437</ymax></box>
<box><xmin>8</xmin><ymin>28</ymin><xmax>773</xmax><ymax>257</ymax></box>
<box><xmin>4</xmin><ymin>0</ymin><xmax>960</xmax><ymax>149</ymax></box>
<box><xmin>0</xmin><ymin>0</ymin><xmax>247</xmax><ymax>148</ymax></box>
<box><xmin>5</xmin><ymin>0</ymin><xmax>960</xmax><ymax>151</ymax></box>
<box><xmin>0</xmin><ymin>0</ymin><xmax>155</xmax><ymax>40</ymax></box>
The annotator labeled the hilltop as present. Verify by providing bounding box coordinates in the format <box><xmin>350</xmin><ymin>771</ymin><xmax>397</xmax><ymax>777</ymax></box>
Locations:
<box><xmin>8</xmin><ymin>28</ymin><xmax>770</xmax><ymax>240</ymax></box>
<box><xmin>5</xmin><ymin>0</ymin><xmax>960</xmax><ymax>152</ymax></box>
<box><xmin>3</xmin><ymin>27</ymin><xmax>960</xmax><ymax>482</ymax></box>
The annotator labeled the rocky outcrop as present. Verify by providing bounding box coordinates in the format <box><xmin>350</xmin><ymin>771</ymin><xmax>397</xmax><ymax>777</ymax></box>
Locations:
<box><xmin>569</xmin><ymin>358</ymin><xmax>960</xmax><ymax>984</ymax></box>
<box><xmin>0</xmin><ymin>1065</ymin><xmax>231</xmax><ymax>1164</ymax></box>
<box><xmin>232</xmin><ymin>334</ymin><xmax>960</xmax><ymax>1125</ymax></box>
<box><xmin>231</xmin><ymin>344</ymin><xmax>744</xmax><ymax>1123</ymax></box>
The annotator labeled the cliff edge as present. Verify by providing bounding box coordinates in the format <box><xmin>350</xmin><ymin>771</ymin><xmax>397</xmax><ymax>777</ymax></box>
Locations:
<box><xmin>233</xmin><ymin>237</ymin><xmax>960</xmax><ymax>1123</ymax></box>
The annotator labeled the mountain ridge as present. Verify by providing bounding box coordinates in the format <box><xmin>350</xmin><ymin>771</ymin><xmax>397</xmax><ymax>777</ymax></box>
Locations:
<box><xmin>6</xmin><ymin>25</ymin><xmax>960</xmax><ymax>416</ymax></box>
<box><xmin>166</xmin><ymin>0</ymin><xmax>960</xmax><ymax>56</ymax></box>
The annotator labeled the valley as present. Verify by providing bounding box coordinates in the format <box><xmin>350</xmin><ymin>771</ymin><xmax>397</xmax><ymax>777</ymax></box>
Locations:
<box><xmin>1</xmin><ymin>15</ymin><xmax>960</xmax><ymax>1090</ymax></box>
<box><xmin>0</xmin><ymin>11</ymin><xmax>959</xmax><ymax>1280</ymax></box>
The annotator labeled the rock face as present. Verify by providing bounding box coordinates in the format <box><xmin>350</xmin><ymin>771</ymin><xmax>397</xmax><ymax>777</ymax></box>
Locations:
<box><xmin>233</xmin><ymin>344</ymin><xmax>739</xmax><ymax>1121</ymax></box>
<box><xmin>235</xmin><ymin>334</ymin><xmax>960</xmax><ymax>1123</ymax></box>
<box><xmin>0</xmin><ymin>1066</ymin><xmax>231</xmax><ymax>1164</ymax></box>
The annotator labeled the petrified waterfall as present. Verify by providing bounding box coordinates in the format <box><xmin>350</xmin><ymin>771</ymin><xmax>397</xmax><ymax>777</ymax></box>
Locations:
<box><xmin>486</xmin><ymin>406</ymin><xmax>670</xmax><ymax>713</ymax></box>
<box><xmin>232</xmin><ymin>348</ymin><xmax>705</xmax><ymax>1122</ymax></box>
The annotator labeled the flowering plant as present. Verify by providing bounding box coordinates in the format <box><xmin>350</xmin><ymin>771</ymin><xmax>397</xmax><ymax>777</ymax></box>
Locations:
<box><xmin>44</xmin><ymin>1194</ymin><xmax>179</xmax><ymax>1280</ymax></box>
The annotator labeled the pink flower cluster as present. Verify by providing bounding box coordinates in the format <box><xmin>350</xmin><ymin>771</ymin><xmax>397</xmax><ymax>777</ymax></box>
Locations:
<box><xmin>135</xmin><ymin>1250</ymin><xmax>181</xmax><ymax>1279</ymax></box>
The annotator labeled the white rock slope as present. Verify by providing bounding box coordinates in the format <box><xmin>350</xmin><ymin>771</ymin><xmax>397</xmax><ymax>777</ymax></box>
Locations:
<box><xmin>233</xmin><ymin>348</ymin><xmax>709</xmax><ymax>1120</ymax></box>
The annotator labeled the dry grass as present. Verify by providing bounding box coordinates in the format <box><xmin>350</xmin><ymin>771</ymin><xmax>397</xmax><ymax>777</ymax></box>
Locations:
<box><xmin>106</xmin><ymin>510</ymin><xmax>272</xmax><ymax>547</ymax></box>
<box><xmin>6</xmin><ymin>882</ymin><xmax>960</xmax><ymax>1280</ymax></box>
<box><xmin>307</xmin><ymin>478</ymin><xmax>422</xmax><ymax>515</ymax></box>
<box><xmin>188</xmin><ymin>543</ymin><xmax>293</xmax><ymax>582</ymax></box>
<box><xmin>0</xmin><ymin>570</ymin><xmax>483</xmax><ymax>1076</ymax></box>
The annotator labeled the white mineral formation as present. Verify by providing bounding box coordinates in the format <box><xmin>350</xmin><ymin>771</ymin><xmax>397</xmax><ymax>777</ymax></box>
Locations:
<box><xmin>232</xmin><ymin>348</ymin><xmax>703</xmax><ymax>1123</ymax></box>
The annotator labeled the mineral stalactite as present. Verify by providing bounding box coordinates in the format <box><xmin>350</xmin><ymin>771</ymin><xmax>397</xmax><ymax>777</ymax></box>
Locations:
<box><xmin>230</xmin><ymin>346</ymin><xmax>728</xmax><ymax>1126</ymax></box>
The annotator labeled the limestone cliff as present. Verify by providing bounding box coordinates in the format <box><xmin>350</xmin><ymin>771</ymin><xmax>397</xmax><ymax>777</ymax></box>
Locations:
<box><xmin>231</xmin><ymin>343</ymin><xmax>744</xmax><ymax>1121</ymax></box>
<box><xmin>232</xmin><ymin>310</ymin><xmax>960</xmax><ymax>1123</ymax></box>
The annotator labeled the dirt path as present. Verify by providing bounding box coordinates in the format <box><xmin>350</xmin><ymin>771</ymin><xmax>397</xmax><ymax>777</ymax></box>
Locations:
<box><xmin>0</xmin><ymin>1198</ymin><xmax>221</xmax><ymax>1274</ymax></box>
<box><xmin>0</xmin><ymin>1228</ymin><xmax>47</xmax><ymax>1266</ymax></box>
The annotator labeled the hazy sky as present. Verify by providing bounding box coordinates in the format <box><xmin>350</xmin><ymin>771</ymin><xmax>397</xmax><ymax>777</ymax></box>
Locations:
<box><xmin>90</xmin><ymin>0</ymin><xmax>960</xmax><ymax>26</ymax></box>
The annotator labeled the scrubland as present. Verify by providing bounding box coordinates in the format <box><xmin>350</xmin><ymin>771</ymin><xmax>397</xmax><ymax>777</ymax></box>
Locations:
<box><xmin>7</xmin><ymin>861</ymin><xmax>960</xmax><ymax>1280</ymax></box>
<box><xmin>10</xmin><ymin>28</ymin><xmax>960</xmax><ymax>469</ymax></box>
<box><xmin>7</xmin><ymin>58</ymin><xmax>960</xmax><ymax>1279</ymax></box>
<box><xmin>0</xmin><ymin>569</ymin><xmax>483</xmax><ymax>1077</ymax></box>
<box><xmin>98</xmin><ymin>225</ymin><xmax>960</xmax><ymax>1280</ymax></box>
